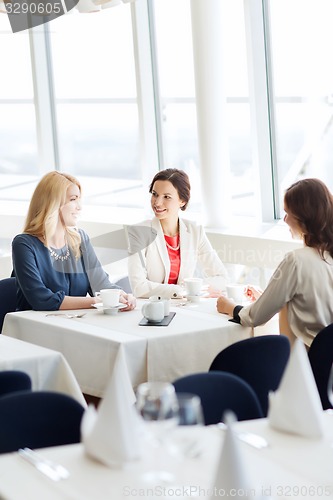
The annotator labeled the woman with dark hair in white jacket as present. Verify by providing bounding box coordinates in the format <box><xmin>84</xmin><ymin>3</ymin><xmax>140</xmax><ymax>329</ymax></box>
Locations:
<box><xmin>128</xmin><ymin>168</ymin><xmax>228</xmax><ymax>299</ymax></box>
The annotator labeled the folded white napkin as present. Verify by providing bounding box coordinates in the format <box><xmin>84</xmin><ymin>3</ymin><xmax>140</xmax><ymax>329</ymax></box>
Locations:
<box><xmin>268</xmin><ymin>339</ymin><xmax>325</xmax><ymax>438</ymax></box>
<box><xmin>212</xmin><ymin>413</ymin><xmax>252</xmax><ymax>499</ymax></box>
<box><xmin>81</xmin><ymin>347</ymin><xmax>142</xmax><ymax>467</ymax></box>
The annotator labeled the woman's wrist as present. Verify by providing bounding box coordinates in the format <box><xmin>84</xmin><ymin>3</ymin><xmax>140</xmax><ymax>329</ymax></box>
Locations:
<box><xmin>232</xmin><ymin>305</ymin><xmax>243</xmax><ymax>323</ymax></box>
<box><xmin>91</xmin><ymin>296</ymin><xmax>101</xmax><ymax>305</ymax></box>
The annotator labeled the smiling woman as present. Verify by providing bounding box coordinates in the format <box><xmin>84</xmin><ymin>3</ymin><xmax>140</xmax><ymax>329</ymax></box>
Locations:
<box><xmin>127</xmin><ymin>168</ymin><xmax>228</xmax><ymax>299</ymax></box>
<box><xmin>12</xmin><ymin>171</ymin><xmax>136</xmax><ymax>312</ymax></box>
<box><xmin>60</xmin><ymin>183</ymin><xmax>81</xmax><ymax>230</ymax></box>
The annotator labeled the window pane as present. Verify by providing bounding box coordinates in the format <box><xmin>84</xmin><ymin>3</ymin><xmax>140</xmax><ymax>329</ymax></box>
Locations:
<box><xmin>56</xmin><ymin>103</ymin><xmax>139</xmax><ymax>179</ymax></box>
<box><xmin>269</xmin><ymin>0</ymin><xmax>333</xmax><ymax>214</ymax></box>
<box><xmin>50</xmin><ymin>10</ymin><xmax>136</xmax><ymax>99</ymax></box>
<box><xmin>153</xmin><ymin>0</ymin><xmax>254</xmax><ymax>216</ymax></box>
<box><xmin>0</xmin><ymin>16</ymin><xmax>38</xmax><ymax>180</ymax></box>
<box><xmin>153</xmin><ymin>0</ymin><xmax>199</xmax><ymax>210</ymax></box>
<box><xmin>0</xmin><ymin>104</ymin><xmax>38</xmax><ymax>176</ymax></box>
<box><xmin>49</xmin><ymin>7</ymin><xmax>142</xmax><ymax>206</ymax></box>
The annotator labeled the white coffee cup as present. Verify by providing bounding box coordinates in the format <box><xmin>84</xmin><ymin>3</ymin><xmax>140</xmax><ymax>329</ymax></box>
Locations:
<box><xmin>98</xmin><ymin>289</ymin><xmax>120</xmax><ymax>308</ymax></box>
<box><xmin>149</xmin><ymin>296</ymin><xmax>170</xmax><ymax>316</ymax></box>
<box><xmin>183</xmin><ymin>278</ymin><xmax>203</xmax><ymax>296</ymax></box>
<box><xmin>76</xmin><ymin>0</ymin><xmax>101</xmax><ymax>13</ymax></box>
<box><xmin>141</xmin><ymin>301</ymin><xmax>164</xmax><ymax>323</ymax></box>
<box><xmin>226</xmin><ymin>284</ymin><xmax>245</xmax><ymax>303</ymax></box>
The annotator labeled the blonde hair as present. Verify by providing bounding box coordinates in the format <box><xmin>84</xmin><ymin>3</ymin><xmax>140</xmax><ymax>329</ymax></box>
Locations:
<box><xmin>24</xmin><ymin>171</ymin><xmax>82</xmax><ymax>259</ymax></box>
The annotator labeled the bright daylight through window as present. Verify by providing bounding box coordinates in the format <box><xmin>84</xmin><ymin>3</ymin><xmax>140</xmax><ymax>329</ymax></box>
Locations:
<box><xmin>0</xmin><ymin>0</ymin><xmax>333</xmax><ymax>223</ymax></box>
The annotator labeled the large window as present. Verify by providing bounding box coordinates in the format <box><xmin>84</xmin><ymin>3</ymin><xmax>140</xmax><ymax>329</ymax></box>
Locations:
<box><xmin>50</xmin><ymin>9</ymin><xmax>139</xmax><ymax>179</ymax></box>
<box><xmin>0</xmin><ymin>16</ymin><xmax>38</xmax><ymax>183</ymax></box>
<box><xmin>152</xmin><ymin>0</ymin><xmax>198</xmax><ymax>170</ymax></box>
<box><xmin>2</xmin><ymin>0</ymin><xmax>333</xmax><ymax>226</ymax></box>
<box><xmin>153</xmin><ymin>0</ymin><xmax>253</xmax><ymax>216</ymax></box>
<box><xmin>268</xmin><ymin>0</ymin><xmax>333</xmax><ymax>215</ymax></box>
<box><xmin>49</xmin><ymin>6</ymin><xmax>143</xmax><ymax>208</ymax></box>
<box><xmin>222</xmin><ymin>0</ymin><xmax>253</xmax><ymax>217</ymax></box>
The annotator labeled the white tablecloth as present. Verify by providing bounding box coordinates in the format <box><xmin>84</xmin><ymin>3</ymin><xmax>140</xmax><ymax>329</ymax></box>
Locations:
<box><xmin>0</xmin><ymin>414</ymin><xmax>332</xmax><ymax>499</ymax></box>
<box><xmin>0</xmin><ymin>336</ymin><xmax>86</xmax><ymax>407</ymax></box>
<box><xmin>2</xmin><ymin>299</ymin><xmax>255</xmax><ymax>397</ymax></box>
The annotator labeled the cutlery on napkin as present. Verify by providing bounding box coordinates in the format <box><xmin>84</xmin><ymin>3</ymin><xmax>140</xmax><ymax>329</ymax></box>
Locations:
<box><xmin>81</xmin><ymin>346</ymin><xmax>143</xmax><ymax>467</ymax></box>
<box><xmin>268</xmin><ymin>339</ymin><xmax>325</xmax><ymax>438</ymax></box>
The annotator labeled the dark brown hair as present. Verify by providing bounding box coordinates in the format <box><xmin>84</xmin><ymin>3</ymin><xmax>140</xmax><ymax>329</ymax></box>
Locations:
<box><xmin>149</xmin><ymin>168</ymin><xmax>191</xmax><ymax>211</ymax></box>
<box><xmin>284</xmin><ymin>178</ymin><xmax>333</xmax><ymax>258</ymax></box>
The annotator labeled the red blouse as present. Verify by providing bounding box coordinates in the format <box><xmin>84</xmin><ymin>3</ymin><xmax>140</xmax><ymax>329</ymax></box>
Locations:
<box><xmin>164</xmin><ymin>234</ymin><xmax>180</xmax><ymax>284</ymax></box>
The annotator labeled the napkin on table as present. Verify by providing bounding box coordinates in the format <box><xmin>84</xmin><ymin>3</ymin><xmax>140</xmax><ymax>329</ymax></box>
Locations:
<box><xmin>81</xmin><ymin>346</ymin><xmax>143</xmax><ymax>467</ymax></box>
<box><xmin>212</xmin><ymin>413</ymin><xmax>271</xmax><ymax>499</ymax></box>
<box><xmin>212</xmin><ymin>413</ymin><xmax>252</xmax><ymax>499</ymax></box>
<box><xmin>268</xmin><ymin>339</ymin><xmax>325</xmax><ymax>438</ymax></box>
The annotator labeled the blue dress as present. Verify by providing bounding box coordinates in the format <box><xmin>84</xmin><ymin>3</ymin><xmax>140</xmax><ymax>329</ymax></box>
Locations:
<box><xmin>12</xmin><ymin>229</ymin><xmax>118</xmax><ymax>311</ymax></box>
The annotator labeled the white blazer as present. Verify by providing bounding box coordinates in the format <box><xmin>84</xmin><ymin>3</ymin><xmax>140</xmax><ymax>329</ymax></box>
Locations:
<box><xmin>128</xmin><ymin>217</ymin><xmax>228</xmax><ymax>299</ymax></box>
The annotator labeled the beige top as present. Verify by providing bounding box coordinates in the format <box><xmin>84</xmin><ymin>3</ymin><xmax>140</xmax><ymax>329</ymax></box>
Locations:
<box><xmin>239</xmin><ymin>246</ymin><xmax>333</xmax><ymax>346</ymax></box>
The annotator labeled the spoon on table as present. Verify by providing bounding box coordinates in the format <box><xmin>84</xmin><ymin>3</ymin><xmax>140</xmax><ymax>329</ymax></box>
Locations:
<box><xmin>45</xmin><ymin>313</ymin><xmax>87</xmax><ymax>319</ymax></box>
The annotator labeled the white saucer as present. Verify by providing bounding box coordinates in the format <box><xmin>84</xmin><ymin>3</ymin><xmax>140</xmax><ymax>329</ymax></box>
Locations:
<box><xmin>93</xmin><ymin>303</ymin><xmax>127</xmax><ymax>314</ymax></box>
<box><xmin>184</xmin><ymin>290</ymin><xmax>207</xmax><ymax>297</ymax></box>
<box><xmin>186</xmin><ymin>292</ymin><xmax>209</xmax><ymax>302</ymax></box>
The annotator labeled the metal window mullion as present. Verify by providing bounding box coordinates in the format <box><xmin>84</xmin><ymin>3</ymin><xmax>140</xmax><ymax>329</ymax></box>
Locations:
<box><xmin>146</xmin><ymin>0</ymin><xmax>165</xmax><ymax>171</ymax></box>
<box><xmin>28</xmin><ymin>25</ymin><xmax>58</xmax><ymax>173</ymax></box>
<box><xmin>262</xmin><ymin>0</ymin><xmax>280</xmax><ymax>218</ymax></box>
<box><xmin>244</xmin><ymin>0</ymin><xmax>275</xmax><ymax>222</ymax></box>
<box><xmin>44</xmin><ymin>25</ymin><xmax>60</xmax><ymax>170</ymax></box>
<box><xmin>131</xmin><ymin>0</ymin><xmax>160</xmax><ymax>197</ymax></box>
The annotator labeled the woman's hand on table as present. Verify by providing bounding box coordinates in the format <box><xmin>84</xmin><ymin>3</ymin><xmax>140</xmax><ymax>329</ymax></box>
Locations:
<box><xmin>245</xmin><ymin>285</ymin><xmax>263</xmax><ymax>302</ymax></box>
<box><xmin>206</xmin><ymin>285</ymin><xmax>222</xmax><ymax>298</ymax></box>
<box><xmin>216</xmin><ymin>295</ymin><xmax>236</xmax><ymax>316</ymax></box>
<box><xmin>91</xmin><ymin>295</ymin><xmax>102</xmax><ymax>306</ymax></box>
<box><xmin>119</xmin><ymin>292</ymin><xmax>136</xmax><ymax>311</ymax></box>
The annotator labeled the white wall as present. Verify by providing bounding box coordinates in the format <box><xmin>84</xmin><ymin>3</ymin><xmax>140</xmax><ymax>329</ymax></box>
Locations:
<box><xmin>0</xmin><ymin>212</ymin><xmax>301</xmax><ymax>284</ymax></box>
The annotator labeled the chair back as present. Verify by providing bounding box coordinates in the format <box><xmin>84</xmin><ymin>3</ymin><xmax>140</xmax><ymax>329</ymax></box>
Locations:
<box><xmin>308</xmin><ymin>323</ymin><xmax>333</xmax><ymax>410</ymax></box>
<box><xmin>0</xmin><ymin>391</ymin><xmax>85</xmax><ymax>454</ymax></box>
<box><xmin>0</xmin><ymin>277</ymin><xmax>17</xmax><ymax>333</ymax></box>
<box><xmin>173</xmin><ymin>371</ymin><xmax>263</xmax><ymax>425</ymax></box>
<box><xmin>0</xmin><ymin>370</ymin><xmax>32</xmax><ymax>397</ymax></box>
<box><xmin>114</xmin><ymin>276</ymin><xmax>132</xmax><ymax>294</ymax></box>
<box><xmin>209</xmin><ymin>335</ymin><xmax>290</xmax><ymax>416</ymax></box>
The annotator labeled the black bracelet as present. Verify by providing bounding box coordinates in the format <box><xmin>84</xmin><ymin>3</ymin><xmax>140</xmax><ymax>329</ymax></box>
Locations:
<box><xmin>228</xmin><ymin>305</ymin><xmax>243</xmax><ymax>324</ymax></box>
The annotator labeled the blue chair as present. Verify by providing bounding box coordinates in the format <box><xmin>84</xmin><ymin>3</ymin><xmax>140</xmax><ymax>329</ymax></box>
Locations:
<box><xmin>0</xmin><ymin>370</ymin><xmax>32</xmax><ymax>397</ymax></box>
<box><xmin>0</xmin><ymin>277</ymin><xmax>17</xmax><ymax>333</ymax></box>
<box><xmin>0</xmin><ymin>391</ymin><xmax>85</xmax><ymax>454</ymax></box>
<box><xmin>114</xmin><ymin>276</ymin><xmax>132</xmax><ymax>294</ymax></box>
<box><xmin>173</xmin><ymin>372</ymin><xmax>263</xmax><ymax>425</ymax></box>
<box><xmin>308</xmin><ymin>323</ymin><xmax>333</xmax><ymax>410</ymax></box>
<box><xmin>209</xmin><ymin>335</ymin><xmax>290</xmax><ymax>416</ymax></box>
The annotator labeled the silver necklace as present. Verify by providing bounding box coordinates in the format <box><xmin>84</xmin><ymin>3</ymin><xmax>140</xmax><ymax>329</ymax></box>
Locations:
<box><xmin>49</xmin><ymin>245</ymin><xmax>70</xmax><ymax>262</ymax></box>
<box><xmin>164</xmin><ymin>235</ymin><xmax>180</xmax><ymax>251</ymax></box>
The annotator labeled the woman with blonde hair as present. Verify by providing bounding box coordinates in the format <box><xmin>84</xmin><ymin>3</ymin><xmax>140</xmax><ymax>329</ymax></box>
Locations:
<box><xmin>12</xmin><ymin>171</ymin><xmax>135</xmax><ymax>311</ymax></box>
